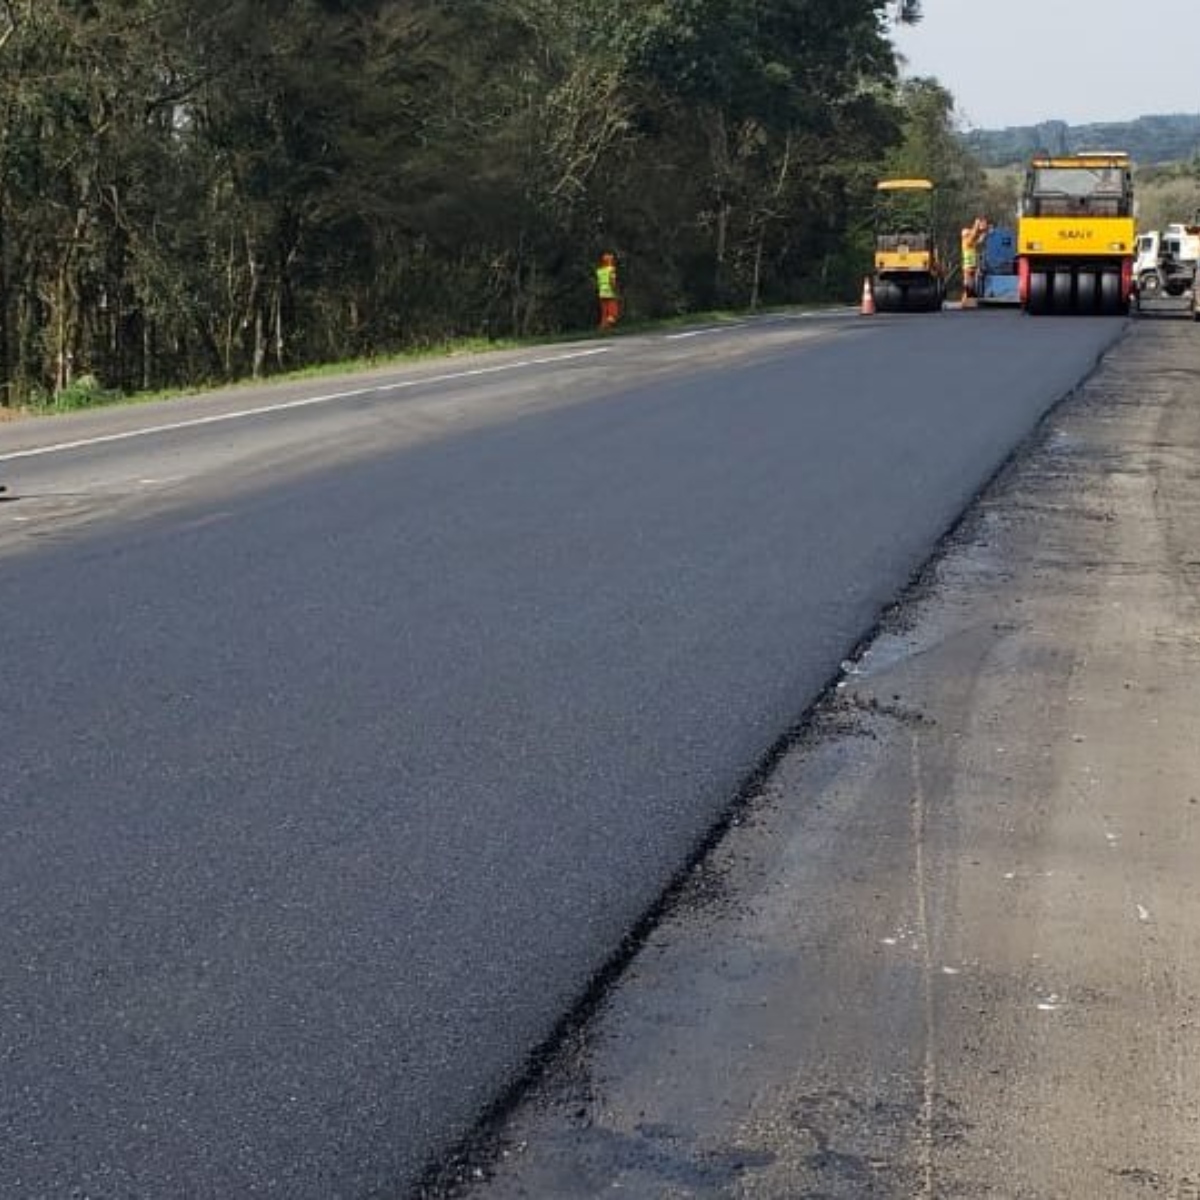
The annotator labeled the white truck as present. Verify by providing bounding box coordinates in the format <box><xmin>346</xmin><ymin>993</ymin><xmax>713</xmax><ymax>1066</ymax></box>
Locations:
<box><xmin>1134</xmin><ymin>222</ymin><xmax>1200</xmax><ymax>305</ymax></box>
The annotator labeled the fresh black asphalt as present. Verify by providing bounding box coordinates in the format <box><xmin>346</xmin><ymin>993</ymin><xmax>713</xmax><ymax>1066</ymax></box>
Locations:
<box><xmin>0</xmin><ymin>314</ymin><xmax>1123</xmax><ymax>1196</ymax></box>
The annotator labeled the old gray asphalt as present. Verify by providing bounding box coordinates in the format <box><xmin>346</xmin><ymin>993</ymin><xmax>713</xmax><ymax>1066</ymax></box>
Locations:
<box><xmin>0</xmin><ymin>314</ymin><xmax>1122</xmax><ymax>1196</ymax></box>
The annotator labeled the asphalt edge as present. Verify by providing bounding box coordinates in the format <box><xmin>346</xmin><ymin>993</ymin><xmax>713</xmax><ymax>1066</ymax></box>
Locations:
<box><xmin>412</xmin><ymin>321</ymin><xmax>1134</xmax><ymax>1199</ymax></box>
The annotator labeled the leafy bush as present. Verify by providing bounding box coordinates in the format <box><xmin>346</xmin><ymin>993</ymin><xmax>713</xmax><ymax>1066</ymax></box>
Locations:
<box><xmin>47</xmin><ymin>375</ymin><xmax>122</xmax><ymax>412</ymax></box>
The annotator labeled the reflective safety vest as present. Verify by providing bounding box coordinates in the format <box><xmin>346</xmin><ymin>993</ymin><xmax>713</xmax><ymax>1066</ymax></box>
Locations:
<box><xmin>962</xmin><ymin>244</ymin><xmax>978</xmax><ymax>270</ymax></box>
<box><xmin>596</xmin><ymin>264</ymin><xmax>618</xmax><ymax>299</ymax></box>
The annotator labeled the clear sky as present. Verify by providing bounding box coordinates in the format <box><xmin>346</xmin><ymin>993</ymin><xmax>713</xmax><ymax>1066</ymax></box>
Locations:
<box><xmin>891</xmin><ymin>0</ymin><xmax>1200</xmax><ymax>129</ymax></box>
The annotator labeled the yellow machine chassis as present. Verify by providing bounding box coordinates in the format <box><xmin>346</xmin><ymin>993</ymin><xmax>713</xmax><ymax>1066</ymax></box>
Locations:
<box><xmin>874</xmin><ymin>248</ymin><xmax>935</xmax><ymax>273</ymax></box>
<box><xmin>1017</xmin><ymin>216</ymin><xmax>1135</xmax><ymax>259</ymax></box>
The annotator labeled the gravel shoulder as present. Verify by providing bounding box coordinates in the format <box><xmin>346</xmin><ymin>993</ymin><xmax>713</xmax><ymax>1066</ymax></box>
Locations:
<box><xmin>447</xmin><ymin>315</ymin><xmax>1200</xmax><ymax>1199</ymax></box>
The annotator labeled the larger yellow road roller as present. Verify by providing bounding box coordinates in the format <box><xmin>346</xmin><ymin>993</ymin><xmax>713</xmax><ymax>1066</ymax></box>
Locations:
<box><xmin>1018</xmin><ymin>152</ymin><xmax>1135</xmax><ymax>316</ymax></box>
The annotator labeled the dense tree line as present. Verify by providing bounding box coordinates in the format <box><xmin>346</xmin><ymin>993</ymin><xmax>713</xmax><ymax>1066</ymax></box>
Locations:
<box><xmin>0</xmin><ymin>0</ymin><xmax>961</xmax><ymax>406</ymax></box>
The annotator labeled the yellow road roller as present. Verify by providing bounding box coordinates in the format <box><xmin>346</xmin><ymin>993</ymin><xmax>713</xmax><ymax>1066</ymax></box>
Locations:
<box><xmin>1017</xmin><ymin>152</ymin><xmax>1135</xmax><ymax>316</ymax></box>
<box><xmin>871</xmin><ymin>178</ymin><xmax>946</xmax><ymax>313</ymax></box>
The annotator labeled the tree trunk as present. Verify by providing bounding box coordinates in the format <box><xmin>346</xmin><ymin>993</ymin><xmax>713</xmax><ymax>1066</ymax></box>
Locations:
<box><xmin>245</xmin><ymin>233</ymin><xmax>266</xmax><ymax>380</ymax></box>
<box><xmin>714</xmin><ymin>197</ymin><xmax>731</xmax><ymax>301</ymax></box>
<box><xmin>223</xmin><ymin>235</ymin><xmax>238</xmax><ymax>378</ymax></box>
<box><xmin>0</xmin><ymin>190</ymin><xmax>10</xmax><ymax>406</ymax></box>
<box><xmin>749</xmin><ymin>228</ymin><xmax>764</xmax><ymax>311</ymax></box>
<box><xmin>272</xmin><ymin>278</ymin><xmax>284</xmax><ymax>371</ymax></box>
<box><xmin>143</xmin><ymin>318</ymin><xmax>153</xmax><ymax>393</ymax></box>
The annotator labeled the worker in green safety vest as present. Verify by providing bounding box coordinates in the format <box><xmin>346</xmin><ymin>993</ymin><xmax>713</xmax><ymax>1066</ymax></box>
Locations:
<box><xmin>961</xmin><ymin>217</ymin><xmax>988</xmax><ymax>303</ymax></box>
<box><xmin>596</xmin><ymin>252</ymin><xmax>621</xmax><ymax>331</ymax></box>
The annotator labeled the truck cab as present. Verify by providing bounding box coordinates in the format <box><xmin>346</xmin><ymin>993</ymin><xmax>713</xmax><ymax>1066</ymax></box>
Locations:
<box><xmin>1135</xmin><ymin>232</ymin><xmax>1160</xmax><ymax>279</ymax></box>
<box><xmin>1135</xmin><ymin>223</ymin><xmax>1200</xmax><ymax>300</ymax></box>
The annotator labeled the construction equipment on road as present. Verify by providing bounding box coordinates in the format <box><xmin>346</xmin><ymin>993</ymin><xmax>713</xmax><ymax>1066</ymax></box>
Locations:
<box><xmin>1017</xmin><ymin>151</ymin><xmax>1135</xmax><ymax>316</ymax></box>
<box><xmin>1132</xmin><ymin>221</ymin><xmax>1200</xmax><ymax>316</ymax></box>
<box><xmin>976</xmin><ymin>226</ymin><xmax>1021</xmax><ymax>305</ymax></box>
<box><xmin>871</xmin><ymin>178</ymin><xmax>946</xmax><ymax>313</ymax></box>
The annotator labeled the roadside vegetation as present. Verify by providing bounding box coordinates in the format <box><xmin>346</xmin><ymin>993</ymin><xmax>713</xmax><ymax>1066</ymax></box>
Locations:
<box><xmin>0</xmin><ymin>0</ymin><xmax>985</xmax><ymax>413</ymax></box>
<box><xmin>965</xmin><ymin>114</ymin><xmax>1200</xmax><ymax>171</ymax></box>
<box><xmin>1131</xmin><ymin>162</ymin><xmax>1200</xmax><ymax>232</ymax></box>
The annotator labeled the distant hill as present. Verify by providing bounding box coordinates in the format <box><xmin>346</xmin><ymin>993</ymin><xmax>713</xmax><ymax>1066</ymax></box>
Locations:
<box><xmin>963</xmin><ymin>113</ymin><xmax>1200</xmax><ymax>168</ymax></box>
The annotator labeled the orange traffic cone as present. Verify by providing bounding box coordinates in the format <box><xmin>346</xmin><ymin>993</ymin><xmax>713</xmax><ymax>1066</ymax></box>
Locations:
<box><xmin>860</xmin><ymin>277</ymin><xmax>876</xmax><ymax>316</ymax></box>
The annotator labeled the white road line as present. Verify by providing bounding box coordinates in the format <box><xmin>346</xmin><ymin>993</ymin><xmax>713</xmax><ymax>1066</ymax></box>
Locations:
<box><xmin>665</xmin><ymin>324</ymin><xmax>746</xmax><ymax>340</ymax></box>
<box><xmin>0</xmin><ymin>346</ymin><xmax>613</xmax><ymax>462</ymax></box>
<box><xmin>663</xmin><ymin>310</ymin><xmax>854</xmax><ymax>339</ymax></box>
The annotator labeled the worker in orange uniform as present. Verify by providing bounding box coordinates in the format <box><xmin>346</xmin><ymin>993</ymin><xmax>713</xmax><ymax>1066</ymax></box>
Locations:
<box><xmin>960</xmin><ymin>217</ymin><xmax>988</xmax><ymax>304</ymax></box>
<box><xmin>596</xmin><ymin>252</ymin><xmax>621</xmax><ymax>331</ymax></box>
